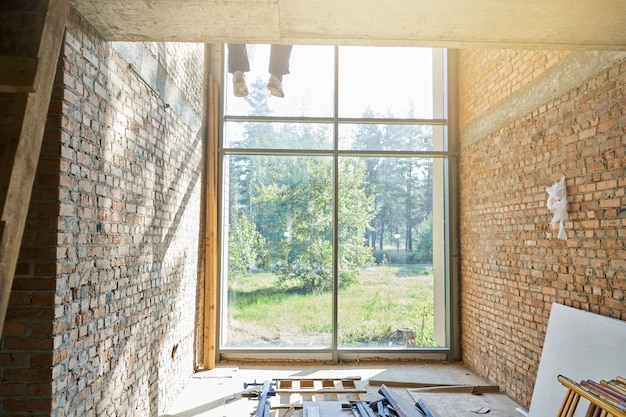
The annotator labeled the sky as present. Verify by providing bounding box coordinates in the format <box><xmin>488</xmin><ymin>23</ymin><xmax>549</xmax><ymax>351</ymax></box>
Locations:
<box><xmin>225</xmin><ymin>45</ymin><xmax>440</xmax><ymax>120</ymax></box>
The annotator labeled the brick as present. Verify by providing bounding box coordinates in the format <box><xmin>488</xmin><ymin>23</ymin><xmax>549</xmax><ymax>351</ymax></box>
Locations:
<box><xmin>0</xmin><ymin>383</ymin><xmax>27</xmax><ymax>396</ymax></box>
<box><xmin>3</xmin><ymin>399</ymin><xmax>51</xmax><ymax>412</ymax></box>
<box><xmin>460</xmin><ymin>49</ymin><xmax>626</xmax><ymax>408</ymax></box>
<box><xmin>3</xmin><ymin>368</ymin><xmax>52</xmax><ymax>382</ymax></box>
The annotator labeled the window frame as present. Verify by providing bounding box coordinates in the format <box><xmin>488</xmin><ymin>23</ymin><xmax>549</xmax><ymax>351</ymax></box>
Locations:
<box><xmin>213</xmin><ymin>44</ymin><xmax>459</xmax><ymax>362</ymax></box>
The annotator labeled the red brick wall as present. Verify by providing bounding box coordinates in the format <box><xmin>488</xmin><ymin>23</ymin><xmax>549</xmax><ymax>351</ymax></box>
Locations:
<box><xmin>459</xmin><ymin>51</ymin><xmax>626</xmax><ymax>407</ymax></box>
<box><xmin>1</xmin><ymin>8</ymin><xmax>204</xmax><ymax>417</ymax></box>
<box><xmin>1</xmin><ymin>90</ymin><xmax>61</xmax><ymax>416</ymax></box>
<box><xmin>458</xmin><ymin>50</ymin><xmax>571</xmax><ymax>129</ymax></box>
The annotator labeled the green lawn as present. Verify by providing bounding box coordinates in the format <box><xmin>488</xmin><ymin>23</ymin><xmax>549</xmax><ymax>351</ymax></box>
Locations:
<box><xmin>224</xmin><ymin>264</ymin><xmax>436</xmax><ymax>347</ymax></box>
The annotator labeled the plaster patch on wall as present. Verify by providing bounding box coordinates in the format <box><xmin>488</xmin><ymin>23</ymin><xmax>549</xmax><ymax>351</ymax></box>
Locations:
<box><xmin>460</xmin><ymin>50</ymin><xmax>626</xmax><ymax>148</ymax></box>
<box><xmin>110</xmin><ymin>42</ymin><xmax>203</xmax><ymax>134</ymax></box>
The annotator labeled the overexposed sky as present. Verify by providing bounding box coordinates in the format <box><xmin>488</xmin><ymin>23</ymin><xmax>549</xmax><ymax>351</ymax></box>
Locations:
<box><xmin>225</xmin><ymin>45</ymin><xmax>437</xmax><ymax>120</ymax></box>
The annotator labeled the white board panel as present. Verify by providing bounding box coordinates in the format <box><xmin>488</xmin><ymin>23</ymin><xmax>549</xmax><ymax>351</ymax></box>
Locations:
<box><xmin>528</xmin><ymin>303</ymin><xmax>626</xmax><ymax>417</ymax></box>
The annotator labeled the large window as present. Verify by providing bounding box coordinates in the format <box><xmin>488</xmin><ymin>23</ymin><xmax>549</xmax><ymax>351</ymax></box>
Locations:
<box><xmin>218</xmin><ymin>45</ymin><xmax>452</xmax><ymax>361</ymax></box>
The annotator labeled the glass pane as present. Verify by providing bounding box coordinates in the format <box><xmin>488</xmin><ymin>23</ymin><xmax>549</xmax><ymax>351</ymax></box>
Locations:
<box><xmin>337</xmin><ymin>156</ymin><xmax>444</xmax><ymax>348</ymax></box>
<box><xmin>224</xmin><ymin>121</ymin><xmax>333</xmax><ymax>150</ymax></box>
<box><xmin>221</xmin><ymin>154</ymin><xmax>334</xmax><ymax>348</ymax></box>
<box><xmin>338</xmin><ymin>47</ymin><xmax>440</xmax><ymax>119</ymax></box>
<box><xmin>225</xmin><ymin>44</ymin><xmax>334</xmax><ymax>118</ymax></box>
<box><xmin>339</xmin><ymin>124</ymin><xmax>446</xmax><ymax>152</ymax></box>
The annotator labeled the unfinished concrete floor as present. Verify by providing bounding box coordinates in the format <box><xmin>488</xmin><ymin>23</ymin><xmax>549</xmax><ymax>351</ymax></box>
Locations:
<box><xmin>161</xmin><ymin>362</ymin><xmax>524</xmax><ymax>417</ymax></box>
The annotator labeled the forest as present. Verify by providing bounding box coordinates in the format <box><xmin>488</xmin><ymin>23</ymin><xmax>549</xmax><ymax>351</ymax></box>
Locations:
<box><xmin>226</xmin><ymin>80</ymin><xmax>435</xmax><ymax>295</ymax></box>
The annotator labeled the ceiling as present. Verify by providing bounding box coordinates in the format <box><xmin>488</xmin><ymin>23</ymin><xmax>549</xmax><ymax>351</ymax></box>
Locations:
<box><xmin>70</xmin><ymin>0</ymin><xmax>626</xmax><ymax>50</ymax></box>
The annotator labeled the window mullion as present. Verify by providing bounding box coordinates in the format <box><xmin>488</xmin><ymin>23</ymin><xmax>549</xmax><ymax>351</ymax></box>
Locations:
<box><xmin>331</xmin><ymin>45</ymin><xmax>340</xmax><ymax>362</ymax></box>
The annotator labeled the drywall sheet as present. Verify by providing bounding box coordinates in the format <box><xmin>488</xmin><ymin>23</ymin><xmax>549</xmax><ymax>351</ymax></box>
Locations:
<box><xmin>528</xmin><ymin>303</ymin><xmax>626</xmax><ymax>417</ymax></box>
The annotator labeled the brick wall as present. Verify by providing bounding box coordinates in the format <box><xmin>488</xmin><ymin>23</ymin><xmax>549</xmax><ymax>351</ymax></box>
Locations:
<box><xmin>1</xmin><ymin>8</ymin><xmax>205</xmax><ymax>417</ymax></box>
<box><xmin>0</xmin><ymin>1</ymin><xmax>57</xmax><ymax>415</ymax></box>
<box><xmin>458</xmin><ymin>50</ymin><xmax>571</xmax><ymax>129</ymax></box>
<box><xmin>459</xmin><ymin>50</ymin><xmax>626</xmax><ymax>407</ymax></box>
<box><xmin>0</xmin><ymin>88</ymin><xmax>60</xmax><ymax>415</ymax></box>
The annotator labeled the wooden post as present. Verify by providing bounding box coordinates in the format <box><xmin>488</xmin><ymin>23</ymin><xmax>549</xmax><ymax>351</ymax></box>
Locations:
<box><xmin>0</xmin><ymin>0</ymin><xmax>70</xmax><ymax>335</ymax></box>
<box><xmin>203</xmin><ymin>73</ymin><xmax>219</xmax><ymax>369</ymax></box>
<box><xmin>0</xmin><ymin>57</ymin><xmax>39</xmax><ymax>93</ymax></box>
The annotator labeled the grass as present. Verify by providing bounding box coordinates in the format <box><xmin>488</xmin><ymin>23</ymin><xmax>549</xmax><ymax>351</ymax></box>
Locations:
<box><xmin>225</xmin><ymin>263</ymin><xmax>437</xmax><ymax>348</ymax></box>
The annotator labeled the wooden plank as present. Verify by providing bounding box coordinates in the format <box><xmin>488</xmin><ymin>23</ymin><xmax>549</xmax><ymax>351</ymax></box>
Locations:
<box><xmin>0</xmin><ymin>56</ymin><xmax>39</xmax><ymax>93</ymax></box>
<box><xmin>407</xmin><ymin>385</ymin><xmax>501</xmax><ymax>394</ymax></box>
<box><xmin>203</xmin><ymin>73</ymin><xmax>219</xmax><ymax>368</ymax></box>
<box><xmin>266</xmin><ymin>378</ymin><xmax>368</xmax><ymax>416</ymax></box>
<box><xmin>369</xmin><ymin>379</ymin><xmax>457</xmax><ymax>388</ymax></box>
<box><xmin>278</xmin><ymin>376</ymin><xmax>361</xmax><ymax>381</ymax></box>
<box><xmin>273</xmin><ymin>388</ymin><xmax>366</xmax><ymax>395</ymax></box>
<box><xmin>0</xmin><ymin>0</ymin><xmax>70</xmax><ymax>336</ymax></box>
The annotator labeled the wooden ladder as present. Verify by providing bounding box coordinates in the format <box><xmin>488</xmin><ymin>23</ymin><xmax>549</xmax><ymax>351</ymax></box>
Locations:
<box><xmin>250</xmin><ymin>376</ymin><xmax>367</xmax><ymax>417</ymax></box>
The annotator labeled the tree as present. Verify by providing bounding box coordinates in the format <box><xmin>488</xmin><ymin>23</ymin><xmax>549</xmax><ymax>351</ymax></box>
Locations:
<box><xmin>351</xmin><ymin>108</ymin><xmax>383</xmax><ymax>250</ymax></box>
<box><xmin>351</xmin><ymin>105</ymin><xmax>435</xmax><ymax>257</ymax></box>
<box><xmin>253</xmin><ymin>155</ymin><xmax>375</xmax><ymax>293</ymax></box>
<box><xmin>225</xmin><ymin>83</ymin><xmax>378</xmax><ymax>292</ymax></box>
<box><xmin>338</xmin><ymin>158</ymin><xmax>377</xmax><ymax>284</ymax></box>
<box><xmin>414</xmin><ymin>214</ymin><xmax>433</xmax><ymax>262</ymax></box>
<box><xmin>228</xmin><ymin>214</ymin><xmax>268</xmax><ymax>275</ymax></box>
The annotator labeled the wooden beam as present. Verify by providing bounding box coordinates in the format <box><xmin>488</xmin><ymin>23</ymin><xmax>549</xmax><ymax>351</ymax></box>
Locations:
<box><xmin>0</xmin><ymin>56</ymin><xmax>39</xmax><ymax>93</ymax></box>
<box><xmin>0</xmin><ymin>221</ymin><xmax>5</xmax><ymax>261</ymax></box>
<box><xmin>0</xmin><ymin>0</ymin><xmax>70</xmax><ymax>335</ymax></box>
<box><xmin>203</xmin><ymin>73</ymin><xmax>219</xmax><ymax>369</ymax></box>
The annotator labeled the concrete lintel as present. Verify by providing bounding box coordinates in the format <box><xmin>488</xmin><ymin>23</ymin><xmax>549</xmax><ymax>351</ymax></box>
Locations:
<box><xmin>459</xmin><ymin>51</ymin><xmax>626</xmax><ymax>148</ymax></box>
